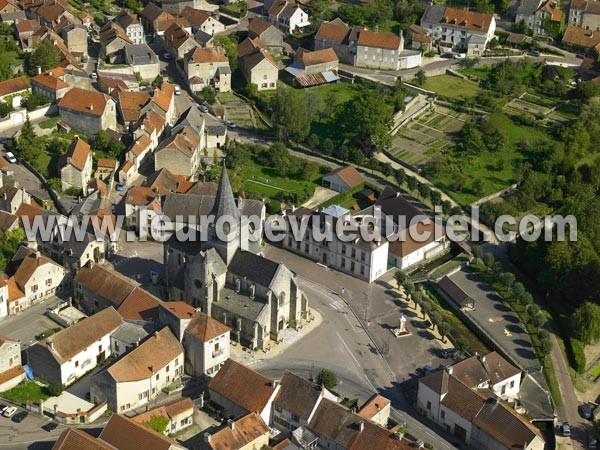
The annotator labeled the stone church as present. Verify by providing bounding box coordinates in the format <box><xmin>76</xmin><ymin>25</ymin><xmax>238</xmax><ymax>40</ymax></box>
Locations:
<box><xmin>164</xmin><ymin>168</ymin><xmax>310</xmax><ymax>351</ymax></box>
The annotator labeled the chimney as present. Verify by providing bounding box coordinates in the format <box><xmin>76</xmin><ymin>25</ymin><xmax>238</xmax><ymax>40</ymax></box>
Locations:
<box><xmin>227</xmin><ymin>419</ymin><xmax>235</xmax><ymax>430</ymax></box>
<box><xmin>203</xmin><ymin>432</ymin><xmax>211</xmax><ymax>443</ymax></box>
<box><xmin>89</xmin><ymin>104</ymin><xmax>94</xmax><ymax>111</ymax></box>
<box><xmin>478</xmin><ymin>354</ymin><xmax>486</xmax><ymax>364</ymax></box>
<box><xmin>37</xmin><ymin>65</ymin><xmax>42</xmax><ymax>74</ymax></box>
<box><xmin>374</xmin><ymin>25</ymin><xmax>379</xmax><ymax>33</ymax></box>
<box><xmin>47</xmin><ymin>339</ymin><xmax>54</xmax><ymax>351</ymax></box>
<box><xmin>358</xmin><ymin>421</ymin><xmax>364</xmax><ymax>432</ymax></box>
<box><xmin>446</xmin><ymin>365</ymin><xmax>453</xmax><ymax>375</ymax></box>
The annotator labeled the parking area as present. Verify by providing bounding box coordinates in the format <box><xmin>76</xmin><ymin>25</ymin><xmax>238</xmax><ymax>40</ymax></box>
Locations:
<box><xmin>0</xmin><ymin>404</ymin><xmax>64</xmax><ymax>447</ymax></box>
<box><xmin>0</xmin><ymin>298</ymin><xmax>64</xmax><ymax>349</ymax></box>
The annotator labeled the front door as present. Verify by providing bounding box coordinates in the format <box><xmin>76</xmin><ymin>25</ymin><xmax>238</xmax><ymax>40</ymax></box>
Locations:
<box><xmin>278</xmin><ymin>319</ymin><xmax>284</xmax><ymax>331</ymax></box>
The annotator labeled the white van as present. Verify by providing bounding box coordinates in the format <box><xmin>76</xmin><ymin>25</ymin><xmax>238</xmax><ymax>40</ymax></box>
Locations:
<box><xmin>174</xmin><ymin>85</ymin><xmax>181</xmax><ymax>96</ymax></box>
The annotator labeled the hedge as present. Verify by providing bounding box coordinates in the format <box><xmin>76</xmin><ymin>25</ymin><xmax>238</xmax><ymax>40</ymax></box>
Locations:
<box><xmin>320</xmin><ymin>182</ymin><xmax>366</xmax><ymax>208</ymax></box>
<box><xmin>569</xmin><ymin>338</ymin><xmax>587</xmax><ymax>374</ymax></box>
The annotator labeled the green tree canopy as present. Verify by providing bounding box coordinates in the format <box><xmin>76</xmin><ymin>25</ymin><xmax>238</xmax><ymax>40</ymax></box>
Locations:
<box><xmin>213</xmin><ymin>35</ymin><xmax>238</xmax><ymax>72</ymax></box>
<box><xmin>270</xmin><ymin>88</ymin><xmax>311</xmax><ymax>143</ymax></box>
<box><xmin>316</xmin><ymin>368</ymin><xmax>337</xmax><ymax>390</ymax></box>
<box><xmin>572</xmin><ymin>302</ymin><xmax>600</xmax><ymax>345</ymax></box>
<box><xmin>27</xmin><ymin>39</ymin><xmax>60</xmax><ymax>76</ymax></box>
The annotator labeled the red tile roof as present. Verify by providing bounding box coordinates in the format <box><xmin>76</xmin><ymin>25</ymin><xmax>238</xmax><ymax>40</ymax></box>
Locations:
<box><xmin>356</xmin><ymin>29</ymin><xmax>402</xmax><ymax>49</ymax></box>
<box><xmin>0</xmin><ymin>76</ymin><xmax>30</xmax><ymax>98</ymax></box>
<box><xmin>63</xmin><ymin>136</ymin><xmax>91</xmax><ymax>171</ymax></box>
<box><xmin>185</xmin><ymin>311</ymin><xmax>230</xmax><ymax>342</ymax></box>
<box><xmin>100</xmin><ymin>414</ymin><xmax>181</xmax><ymax>450</ymax></box>
<box><xmin>59</xmin><ymin>87</ymin><xmax>112</xmax><ymax>117</ymax></box>
<box><xmin>562</xmin><ymin>25</ymin><xmax>600</xmax><ymax>48</ymax></box>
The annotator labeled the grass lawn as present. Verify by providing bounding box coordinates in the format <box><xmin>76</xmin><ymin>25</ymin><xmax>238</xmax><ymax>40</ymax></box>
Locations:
<box><xmin>39</xmin><ymin>116</ymin><xmax>61</xmax><ymax>129</ymax></box>
<box><xmin>422</xmin><ymin>75</ymin><xmax>480</xmax><ymax>99</ymax></box>
<box><xmin>1</xmin><ymin>382</ymin><xmax>49</xmax><ymax>405</ymax></box>
<box><xmin>429</xmin><ymin>112</ymin><xmax>549</xmax><ymax>205</ymax></box>
<box><xmin>238</xmin><ymin>153</ymin><xmax>322</xmax><ymax>201</ymax></box>
<box><xmin>588</xmin><ymin>362</ymin><xmax>600</xmax><ymax>381</ymax></box>
<box><xmin>308</xmin><ymin>82</ymin><xmax>363</xmax><ymax>142</ymax></box>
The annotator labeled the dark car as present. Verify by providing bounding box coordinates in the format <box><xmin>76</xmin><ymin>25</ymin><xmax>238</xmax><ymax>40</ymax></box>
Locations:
<box><xmin>0</xmin><ymin>137</ymin><xmax>8</xmax><ymax>145</ymax></box>
<box><xmin>441</xmin><ymin>348</ymin><xmax>459</xmax><ymax>358</ymax></box>
<box><xmin>12</xmin><ymin>411</ymin><xmax>28</xmax><ymax>423</ymax></box>
<box><xmin>42</xmin><ymin>422</ymin><xmax>58</xmax><ymax>432</ymax></box>
<box><xmin>560</xmin><ymin>422</ymin><xmax>571</xmax><ymax>437</ymax></box>
<box><xmin>580</xmin><ymin>403</ymin><xmax>593</xmax><ymax>420</ymax></box>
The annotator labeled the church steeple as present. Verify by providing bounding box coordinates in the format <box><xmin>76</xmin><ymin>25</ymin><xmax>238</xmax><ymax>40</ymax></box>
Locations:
<box><xmin>210</xmin><ymin>164</ymin><xmax>241</xmax><ymax>265</ymax></box>
<box><xmin>211</xmin><ymin>165</ymin><xmax>240</xmax><ymax>221</ymax></box>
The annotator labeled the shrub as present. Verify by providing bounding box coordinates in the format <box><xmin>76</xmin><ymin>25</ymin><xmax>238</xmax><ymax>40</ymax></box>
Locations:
<box><xmin>316</xmin><ymin>368</ymin><xmax>337</xmax><ymax>390</ymax></box>
<box><xmin>570</xmin><ymin>338</ymin><xmax>587</xmax><ymax>374</ymax></box>
<box><xmin>266</xmin><ymin>200</ymin><xmax>281</xmax><ymax>215</ymax></box>
<box><xmin>45</xmin><ymin>382</ymin><xmax>64</xmax><ymax>396</ymax></box>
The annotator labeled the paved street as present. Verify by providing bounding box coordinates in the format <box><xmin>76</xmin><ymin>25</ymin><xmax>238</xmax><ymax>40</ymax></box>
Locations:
<box><xmin>0</xmin><ymin>405</ymin><xmax>65</xmax><ymax>450</ymax></box>
<box><xmin>0</xmin><ymin>298</ymin><xmax>64</xmax><ymax>349</ymax></box>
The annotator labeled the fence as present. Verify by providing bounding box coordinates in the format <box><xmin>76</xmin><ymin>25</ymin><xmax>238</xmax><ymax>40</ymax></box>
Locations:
<box><xmin>0</xmin><ymin>104</ymin><xmax>57</xmax><ymax>133</ymax></box>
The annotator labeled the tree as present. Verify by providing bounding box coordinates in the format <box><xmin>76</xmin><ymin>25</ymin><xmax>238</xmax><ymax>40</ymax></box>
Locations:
<box><xmin>483</xmin><ymin>252</ymin><xmax>495</xmax><ymax>270</ymax></box>
<box><xmin>26</xmin><ymin>92</ymin><xmax>49</xmax><ymax>111</ymax></box>
<box><xmin>472</xmin><ymin>178</ymin><xmax>484</xmax><ymax>196</ymax></box>
<box><xmin>213</xmin><ymin>35</ymin><xmax>238</xmax><ymax>72</ymax></box>
<box><xmin>27</xmin><ymin>39</ymin><xmax>60</xmax><ymax>76</ymax></box>
<box><xmin>0</xmin><ymin>228</ymin><xmax>26</xmax><ymax>271</ymax></box>
<box><xmin>430</xmin><ymin>311</ymin><xmax>442</xmax><ymax>331</ymax></box>
<box><xmin>16</xmin><ymin>116</ymin><xmax>42</xmax><ymax>163</ymax></box>
<box><xmin>503</xmin><ymin>272</ymin><xmax>516</xmax><ymax>289</ymax></box>
<box><xmin>271</xmin><ymin>88</ymin><xmax>311</xmax><ymax>143</ymax></box>
<box><xmin>46</xmin><ymin>382</ymin><xmax>64</xmax><ymax>396</ymax></box>
<box><xmin>537</xmin><ymin>330</ymin><xmax>552</xmax><ymax>358</ymax></box>
<box><xmin>321</xmin><ymin>138</ymin><xmax>334</xmax><ymax>155</ymax></box>
<box><xmin>406</xmin><ymin>176</ymin><xmax>417</xmax><ymax>191</ymax></box>
<box><xmin>513</xmin><ymin>282</ymin><xmax>525</xmax><ymax>299</ymax></box>
<box><xmin>415</xmin><ymin>70</ymin><xmax>427</xmax><ymax>86</ymax></box>
<box><xmin>201</xmin><ymin>86</ymin><xmax>217</xmax><ymax>105</ymax></box>
<box><xmin>421</xmin><ymin>300</ymin><xmax>432</xmax><ymax>319</ymax></box>
<box><xmin>473</xmin><ymin>245</ymin><xmax>483</xmax><ymax>262</ymax></box>
<box><xmin>530</xmin><ymin>312</ymin><xmax>546</xmax><ymax>329</ymax></box>
<box><xmin>527</xmin><ymin>303</ymin><xmax>540</xmax><ymax>317</ymax></box>
<box><xmin>339</xmin><ymin>88</ymin><xmax>392</xmax><ymax>157</ymax></box>
<box><xmin>430</xmin><ymin>190</ymin><xmax>442</xmax><ymax>205</ymax></box>
<box><xmin>394</xmin><ymin>270</ymin><xmax>407</xmax><ymax>288</ymax></box>
<box><xmin>417</xmin><ymin>182</ymin><xmax>431</xmax><ymax>200</ymax></box>
<box><xmin>438</xmin><ymin>321</ymin><xmax>451</xmax><ymax>343</ymax></box>
<box><xmin>395</xmin><ymin>168</ymin><xmax>406</xmax><ymax>185</ymax></box>
<box><xmin>571</xmin><ymin>302</ymin><xmax>600</xmax><ymax>345</ymax></box>
<box><xmin>520</xmin><ymin>292</ymin><xmax>533</xmax><ymax>310</ymax></box>
<box><xmin>316</xmin><ymin>368</ymin><xmax>337</xmax><ymax>389</ymax></box>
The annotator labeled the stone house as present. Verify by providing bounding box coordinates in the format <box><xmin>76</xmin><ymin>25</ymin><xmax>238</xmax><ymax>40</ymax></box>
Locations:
<box><xmin>247</xmin><ymin>17</ymin><xmax>284</xmax><ymax>52</ymax></box>
<box><xmin>122</xmin><ymin>185</ymin><xmax>161</xmax><ymax>233</ymax></box>
<box><xmin>286</xmin><ymin>47</ymin><xmax>339</xmax><ymax>87</ymax></box>
<box><xmin>202</xmin><ymin>412</ymin><xmax>270</xmax><ymax>450</ymax></box>
<box><xmin>154</xmin><ymin>126</ymin><xmax>201</xmax><ymax>177</ymax></box>
<box><xmin>352</xmin><ymin>28</ymin><xmax>404</xmax><ymax>70</ymax></box>
<box><xmin>126</xmin><ymin>133</ymin><xmax>153</xmax><ymax>172</ymax></box>
<box><xmin>516</xmin><ymin>0</ymin><xmax>563</xmax><ymax>36</ymax></box>
<box><xmin>158</xmin><ymin>301</ymin><xmax>196</xmax><ymax>341</ymax></box>
<box><xmin>0</xmin><ymin>276</ymin><xmax>8</xmax><ymax>319</ymax></box>
<box><xmin>163</xmin><ymin>22</ymin><xmax>200</xmax><ymax>59</ymax></box>
<box><xmin>314</xmin><ymin>18</ymin><xmax>353</xmax><ymax>63</ymax></box>
<box><xmin>417</xmin><ymin>365</ymin><xmax>544</xmax><ymax>450</ymax></box>
<box><xmin>0</xmin><ymin>76</ymin><xmax>30</xmax><ymax>109</ymax></box>
<box><xmin>141</xmin><ymin>3</ymin><xmax>174</xmax><ymax>36</ymax></box>
<box><xmin>101</xmin><ymin>413</ymin><xmax>188</xmax><ymax>450</ymax></box>
<box><xmin>60</xmin><ymin>24</ymin><xmax>87</xmax><ymax>56</ymax></box>
<box><xmin>181</xmin><ymin>6</ymin><xmax>224</xmax><ymax>35</ymax></box>
<box><xmin>30</xmin><ymin>69</ymin><xmax>70</xmax><ymax>101</ymax></box>
<box><xmin>60</xmin><ymin>136</ymin><xmax>93</xmax><ymax>192</ymax></box>
<box><xmin>208</xmin><ymin>358</ymin><xmax>280</xmax><ymax>424</ymax></box>
<box><xmin>322</xmin><ymin>165</ymin><xmax>364</xmax><ymax>193</ymax></box>
<box><xmin>117</xmin><ymin>91</ymin><xmax>151</xmax><ymax>125</ymax></box>
<box><xmin>182</xmin><ymin>311</ymin><xmax>230</xmax><ymax>377</ymax></box>
<box><xmin>58</xmin><ymin>87</ymin><xmax>117</xmax><ymax>135</ymax></box>
<box><xmin>124</xmin><ymin>43</ymin><xmax>161</xmax><ymax>81</ymax></box>
<box><xmin>11</xmin><ymin>248</ymin><xmax>66</xmax><ymax>303</ymax></box>
<box><xmin>0</xmin><ymin>336</ymin><xmax>26</xmax><ymax>392</ymax></box>
<box><xmin>184</xmin><ymin>46</ymin><xmax>231</xmax><ymax>93</ymax></box>
<box><xmin>0</xmin><ymin>185</ymin><xmax>31</xmax><ymax>215</ymax></box>
<box><xmin>420</xmin><ymin>5</ymin><xmax>496</xmax><ymax>56</ymax></box>
<box><xmin>90</xmin><ymin>327</ymin><xmax>184</xmax><ymax>413</ymax></box>
<box><xmin>268</xmin><ymin>0</ymin><xmax>310</xmax><ymax>34</ymax></box>
<box><xmin>239</xmin><ymin>47</ymin><xmax>279</xmax><ymax>90</ymax></box>
<box><xmin>357</xmin><ymin>394</ymin><xmax>391</xmax><ymax>427</ymax></box>
<box><xmin>132</xmin><ymin>398</ymin><xmax>195</xmax><ymax>436</ymax></box>
<box><xmin>100</xmin><ymin>22</ymin><xmax>133</xmax><ymax>63</ymax></box>
<box><xmin>24</xmin><ymin>307</ymin><xmax>123</xmax><ymax>385</ymax></box>
<box><xmin>569</xmin><ymin>0</ymin><xmax>600</xmax><ymax>30</ymax></box>
<box><xmin>114</xmin><ymin>10</ymin><xmax>144</xmax><ymax>45</ymax></box>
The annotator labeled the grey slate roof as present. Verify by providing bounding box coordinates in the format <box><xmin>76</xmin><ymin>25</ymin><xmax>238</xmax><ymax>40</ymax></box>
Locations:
<box><xmin>421</xmin><ymin>4</ymin><xmax>447</xmax><ymax>25</ymax></box>
<box><xmin>172</xmin><ymin>106</ymin><xmax>205</xmax><ymax>137</ymax></box>
<box><xmin>517</xmin><ymin>0</ymin><xmax>543</xmax><ymax>16</ymax></box>
<box><xmin>124</xmin><ymin>43</ymin><xmax>158</xmax><ymax>66</ymax></box>
<box><xmin>211</xmin><ymin>167</ymin><xmax>240</xmax><ymax>221</ymax></box>
<box><xmin>111</xmin><ymin>321</ymin><xmax>150</xmax><ymax>344</ymax></box>
<box><xmin>228</xmin><ymin>249</ymin><xmax>280</xmax><ymax>287</ymax></box>
<box><xmin>205</xmin><ymin>124</ymin><xmax>226</xmax><ymax>135</ymax></box>
<box><xmin>218</xmin><ymin>287</ymin><xmax>268</xmax><ymax>321</ymax></box>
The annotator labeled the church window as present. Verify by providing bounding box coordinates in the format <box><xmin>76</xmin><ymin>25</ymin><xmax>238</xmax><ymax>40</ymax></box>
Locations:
<box><xmin>194</xmin><ymin>279</ymin><xmax>202</xmax><ymax>289</ymax></box>
<box><xmin>279</xmin><ymin>292</ymin><xmax>285</xmax><ymax>306</ymax></box>
<box><xmin>250</xmin><ymin>284</ymin><xmax>256</xmax><ymax>298</ymax></box>
<box><xmin>235</xmin><ymin>278</ymin><xmax>241</xmax><ymax>293</ymax></box>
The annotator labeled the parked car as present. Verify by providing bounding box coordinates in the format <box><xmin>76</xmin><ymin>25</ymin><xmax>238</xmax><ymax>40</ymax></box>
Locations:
<box><xmin>163</xmin><ymin>53</ymin><xmax>171</xmax><ymax>60</ymax></box>
<box><xmin>42</xmin><ymin>422</ymin><xmax>58</xmax><ymax>432</ymax></box>
<box><xmin>225</xmin><ymin>121</ymin><xmax>236</xmax><ymax>128</ymax></box>
<box><xmin>529</xmin><ymin>50</ymin><xmax>541</xmax><ymax>57</ymax></box>
<box><xmin>116</xmin><ymin>182</ymin><xmax>125</xmax><ymax>191</ymax></box>
<box><xmin>174</xmin><ymin>85</ymin><xmax>181</xmax><ymax>96</ymax></box>
<box><xmin>12</xmin><ymin>411</ymin><xmax>27</xmax><ymax>423</ymax></box>
<box><xmin>81</xmin><ymin>56</ymin><xmax>88</xmax><ymax>63</ymax></box>
<box><xmin>454</xmin><ymin>53</ymin><xmax>467</xmax><ymax>59</ymax></box>
<box><xmin>576</xmin><ymin>53</ymin><xmax>586</xmax><ymax>59</ymax></box>
<box><xmin>3</xmin><ymin>406</ymin><xmax>17</xmax><ymax>417</ymax></box>
<box><xmin>442</xmin><ymin>52</ymin><xmax>454</xmax><ymax>58</ymax></box>
<box><xmin>0</xmin><ymin>404</ymin><xmax>6</xmax><ymax>413</ymax></box>
<box><xmin>423</xmin><ymin>365</ymin><xmax>437</xmax><ymax>373</ymax></box>
<box><xmin>0</xmin><ymin>137</ymin><xmax>8</xmax><ymax>145</ymax></box>
<box><xmin>441</xmin><ymin>348</ymin><xmax>458</xmax><ymax>359</ymax></box>
<box><xmin>199</xmin><ymin>104</ymin><xmax>209</xmax><ymax>113</ymax></box>
<box><xmin>5</xmin><ymin>152</ymin><xmax>16</xmax><ymax>163</ymax></box>
<box><xmin>90</xmin><ymin>72</ymin><xmax>98</xmax><ymax>79</ymax></box>
<box><xmin>560</xmin><ymin>422</ymin><xmax>571</xmax><ymax>437</ymax></box>
<box><xmin>590</xmin><ymin>436</ymin><xmax>598</xmax><ymax>450</ymax></box>
<box><xmin>581</xmin><ymin>403</ymin><xmax>593</xmax><ymax>420</ymax></box>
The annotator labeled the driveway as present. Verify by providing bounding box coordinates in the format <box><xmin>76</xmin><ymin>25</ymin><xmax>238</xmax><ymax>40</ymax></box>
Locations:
<box><xmin>0</xmin><ymin>298</ymin><xmax>64</xmax><ymax>349</ymax></box>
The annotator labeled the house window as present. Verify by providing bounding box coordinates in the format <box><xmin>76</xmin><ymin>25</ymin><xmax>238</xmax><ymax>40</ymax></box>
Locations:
<box><xmin>156</xmin><ymin>374</ymin><xmax>160</xmax><ymax>380</ymax></box>
<box><xmin>75</xmin><ymin>360</ymin><xmax>79</xmax><ymax>367</ymax></box>
<box><xmin>426</xmin><ymin>401</ymin><xmax>431</xmax><ymax>410</ymax></box>
<box><xmin>46</xmin><ymin>278</ymin><xmax>52</xmax><ymax>286</ymax></box>
<box><xmin>441</xmin><ymin>410</ymin><xmax>445</xmax><ymax>419</ymax></box>
<box><xmin>120</xmin><ymin>405</ymin><xmax>125</xmax><ymax>411</ymax></box>
<box><xmin>115</xmin><ymin>342</ymin><xmax>119</xmax><ymax>352</ymax></box>
<box><xmin>510</xmin><ymin>380</ymin><xmax>515</xmax><ymax>388</ymax></box>
<box><xmin>32</xmin><ymin>284</ymin><xmax>38</xmax><ymax>293</ymax></box>
<box><xmin>166</xmin><ymin>365</ymin><xmax>170</xmax><ymax>372</ymax></box>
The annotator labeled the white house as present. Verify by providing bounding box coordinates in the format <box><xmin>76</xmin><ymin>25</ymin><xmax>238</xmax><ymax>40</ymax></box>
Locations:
<box><xmin>132</xmin><ymin>397</ymin><xmax>195</xmax><ymax>435</ymax></box>
<box><xmin>268</xmin><ymin>0</ymin><xmax>310</xmax><ymax>34</ymax></box>
<box><xmin>25</xmin><ymin>307</ymin><xmax>123</xmax><ymax>385</ymax></box>
<box><xmin>12</xmin><ymin>249</ymin><xmax>67</xmax><ymax>304</ymax></box>
<box><xmin>182</xmin><ymin>311</ymin><xmax>230</xmax><ymax>377</ymax></box>
<box><xmin>0</xmin><ymin>336</ymin><xmax>26</xmax><ymax>391</ymax></box>
<box><xmin>90</xmin><ymin>327</ymin><xmax>184</xmax><ymax>413</ymax></box>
